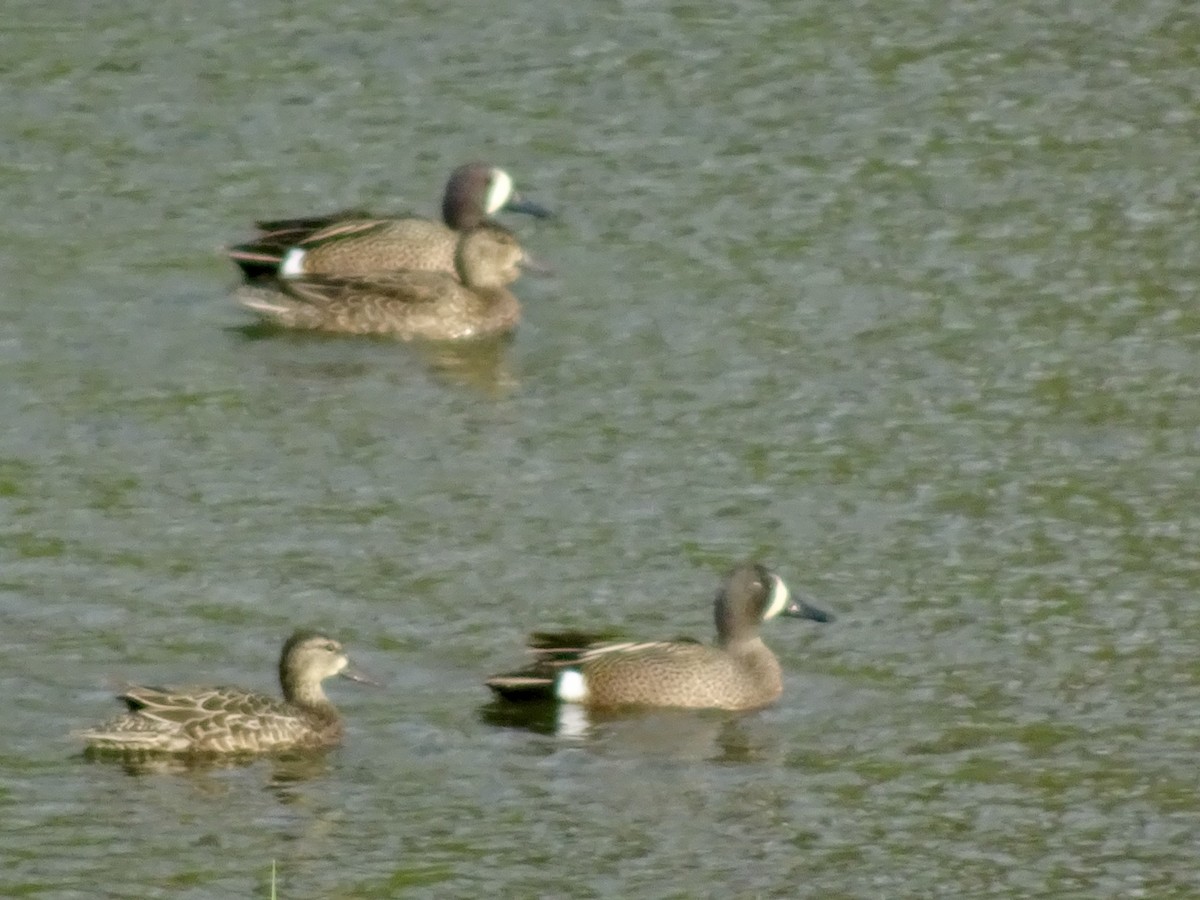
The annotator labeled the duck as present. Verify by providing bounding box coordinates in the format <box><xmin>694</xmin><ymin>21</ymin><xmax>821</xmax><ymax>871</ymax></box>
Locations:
<box><xmin>76</xmin><ymin>630</ymin><xmax>372</xmax><ymax>755</ymax></box>
<box><xmin>228</xmin><ymin>162</ymin><xmax>550</xmax><ymax>281</ymax></box>
<box><xmin>486</xmin><ymin>563</ymin><xmax>832</xmax><ymax>711</ymax></box>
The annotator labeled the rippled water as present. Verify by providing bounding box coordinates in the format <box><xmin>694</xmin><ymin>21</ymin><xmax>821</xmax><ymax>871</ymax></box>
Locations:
<box><xmin>3</xmin><ymin>1</ymin><xmax>1199</xmax><ymax>897</ymax></box>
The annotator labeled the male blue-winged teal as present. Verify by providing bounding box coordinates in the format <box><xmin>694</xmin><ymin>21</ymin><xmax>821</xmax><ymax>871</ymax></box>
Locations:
<box><xmin>486</xmin><ymin>563</ymin><xmax>832</xmax><ymax>711</ymax></box>
<box><xmin>228</xmin><ymin>162</ymin><xmax>551</xmax><ymax>281</ymax></box>
<box><xmin>76</xmin><ymin>631</ymin><xmax>372</xmax><ymax>755</ymax></box>
<box><xmin>235</xmin><ymin>223</ymin><xmax>528</xmax><ymax>340</ymax></box>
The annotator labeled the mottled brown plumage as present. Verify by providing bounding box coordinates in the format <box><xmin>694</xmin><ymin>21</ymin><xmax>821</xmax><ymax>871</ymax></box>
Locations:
<box><xmin>228</xmin><ymin>163</ymin><xmax>550</xmax><ymax>281</ymax></box>
<box><xmin>76</xmin><ymin>631</ymin><xmax>371</xmax><ymax>755</ymax></box>
<box><xmin>235</xmin><ymin>224</ymin><xmax>528</xmax><ymax>340</ymax></box>
<box><xmin>487</xmin><ymin>564</ymin><xmax>833</xmax><ymax>711</ymax></box>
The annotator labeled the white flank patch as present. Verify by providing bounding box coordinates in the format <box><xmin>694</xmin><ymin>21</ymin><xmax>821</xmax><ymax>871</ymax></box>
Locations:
<box><xmin>280</xmin><ymin>248</ymin><xmax>307</xmax><ymax>277</ymax></box>
<box><xmin>485</xmin><ymin>169</ymin><xmax>514</xmax><ymax>214</ymax></box>
<box><xmin>763</xmin><ymin>574</ymin><xmax>793</xmax><ymax>620</ymax></box>
<box><xmin>555</xmin><ymin>669</ymin><xmax>589</xmax><ymax>703</ymax></box>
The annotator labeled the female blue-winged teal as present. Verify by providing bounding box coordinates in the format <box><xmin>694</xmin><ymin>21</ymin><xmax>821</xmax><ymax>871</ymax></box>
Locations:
<box><xmin>228</xmin><ymin>162</ymin><xmax>551</xmax><ymax>281</ymax></box>
<box><xmin>235</xmin><ymin>223</ymin><xmax>528</xmax><ymax>340</ymax></box>
<box><xmin>486</xmin><ymin>563</ymin><xmax>832</xmax><ymax>711</ymax></box>
<box><xmin>76</xmin><ymin>631</ymin><xmax>372</xmax><ymax>755</ymax></box>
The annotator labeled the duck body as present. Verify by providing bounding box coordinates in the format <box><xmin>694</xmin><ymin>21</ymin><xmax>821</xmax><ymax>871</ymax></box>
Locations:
<box><xmin>490</xmin><ymin>632</ymin><xmax>788</xmax><ymax>711</ymax></box>
<box><xmin>82</xmin><ymin>683</ymin><xmax>343</xmax><ymax>754</ymax></box>
<box><xmin>235</xmin><ymin>224</ymin><xmax>527</xmax><ymax>340</ymax></box>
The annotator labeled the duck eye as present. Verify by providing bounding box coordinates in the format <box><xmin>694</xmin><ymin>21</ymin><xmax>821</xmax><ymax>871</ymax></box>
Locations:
<box><xmin>324</xmin><ymin>642</ymin><xmax>338</xmax><ymax>652</ymax></box>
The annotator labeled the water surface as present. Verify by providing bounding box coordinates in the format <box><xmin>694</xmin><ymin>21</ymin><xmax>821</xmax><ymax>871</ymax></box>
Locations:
<box><xmin>2</xmin><ymin>1</ymin><xmax>1199</xmax><ymax>897</ymax></box>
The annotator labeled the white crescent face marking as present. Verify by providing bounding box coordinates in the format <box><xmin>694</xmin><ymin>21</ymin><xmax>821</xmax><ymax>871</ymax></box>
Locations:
<box><xmin>281</xmin><ymin>248</ymin><xmax>307</xmax><ymax>277</ymax></box>
<box><xmin>762</xmin><ymin>574</ymin><xmax>792</xmax><ymax>620</ymax></box>
<box><xmin>485</xmin><ymin>169</ymin><xmax>514</xmax><ymax>215</ymax></box>
<box><xmin>555</xmin><ymin>669</ymin><xmax>589</xmax><ymax>703</ymax></box>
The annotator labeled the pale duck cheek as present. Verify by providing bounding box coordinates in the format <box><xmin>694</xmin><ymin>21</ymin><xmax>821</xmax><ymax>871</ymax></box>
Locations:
<box><xmin>281</xmin><ymin>248</ymin><xmax>307</xmax><ymax>277</ymax></box>
<box><xmin>555</xmin><ymin>669</ymin><xmax>589</xmax><ymax>703</ymax></box>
